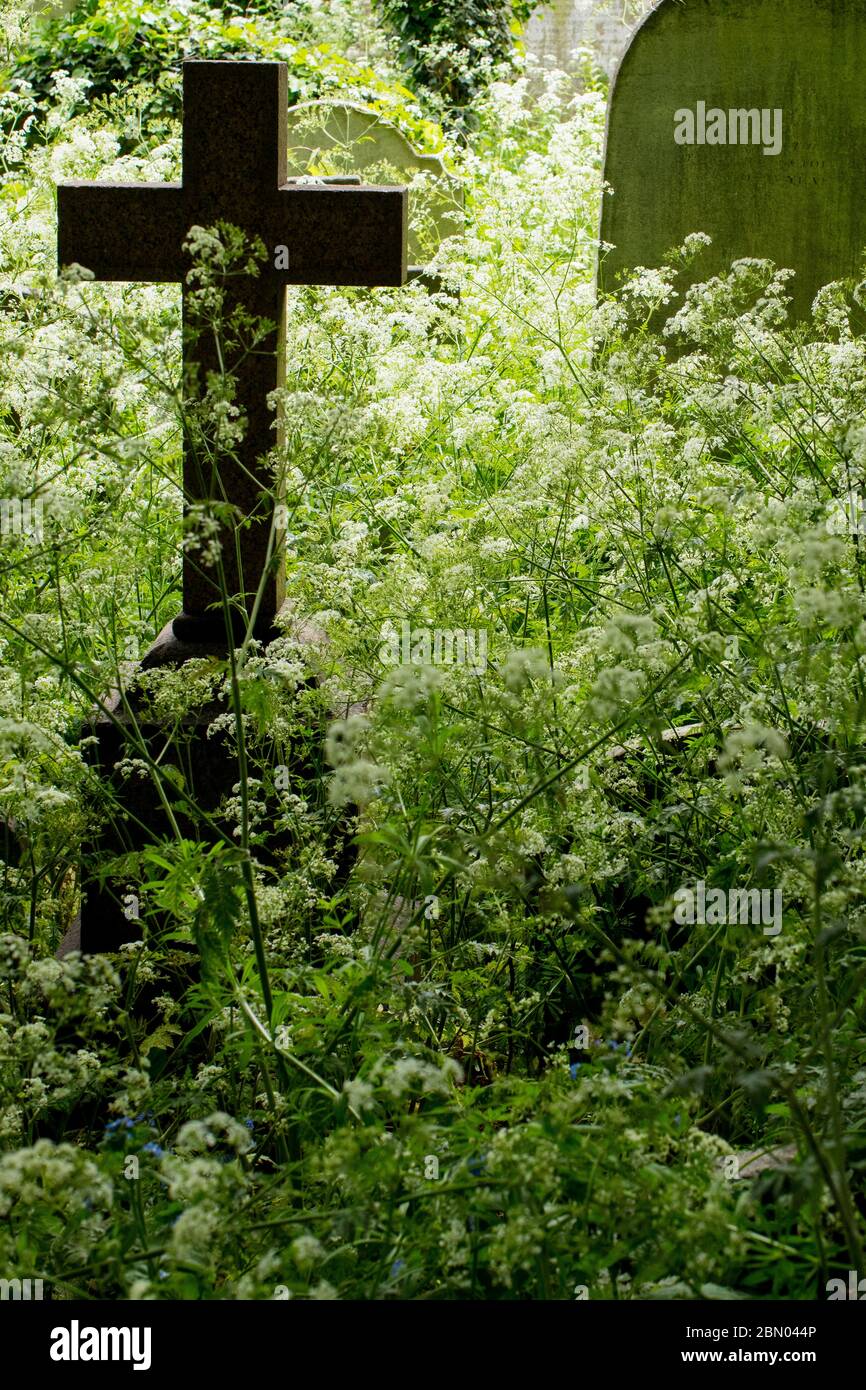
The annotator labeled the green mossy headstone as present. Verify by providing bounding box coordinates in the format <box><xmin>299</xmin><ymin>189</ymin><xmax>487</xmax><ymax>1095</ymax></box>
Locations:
<box><xmin>599</xmin><ymin>0</ymin><xmax>866</xmax><ymax>322</ymax></box>
<box><xmin>286</xmin><ymin>102</ymin><xmax>462</xmax><ymax>271</ymax></box>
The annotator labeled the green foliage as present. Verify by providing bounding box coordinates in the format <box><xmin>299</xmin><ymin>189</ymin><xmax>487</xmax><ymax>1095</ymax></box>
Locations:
<box><xmin>373</xmin><ymin>0</ymin><xmax>537</xmax><ymax>108</ymax></box>
<box><xmin>9</xmin><ymin>0</ymin><xmax>437</xmax><ymax>143</ymax></box>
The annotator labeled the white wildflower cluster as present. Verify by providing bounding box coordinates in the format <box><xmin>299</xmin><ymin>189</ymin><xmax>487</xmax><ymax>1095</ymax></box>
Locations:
<box><xmin>374</xmin><ymin>1055</ymin><xmax>463</xmax><ymax>1099</ymax></box>
<box><xmin>0</xmin><ymin>1140</ymin><xmax>111</xmax><ymax>1218</ymax></box>
<box><xmin>377</xmin><ymin>663</ymin><xmax>444</xmax><ymax>711</ymax></box>
<box><xmin>175</xmin><ymin>1112</ymin><xmax>253</xmax><ymax>1156</ymax></box>
<box><xmin>340</xmin><ymin>1076</ymin><xmax>375</xmax><ymax>1112</ymax></box>
<box><xmin>169</xmin><ymin>1202</ymin><xmax>222</xmax><ymax>1264</ymax></box>
<box><xmin>499</xmin><ymin>647</ymin><xmax>553</xmax><ymax>693</ymax></box>
<box><xmin>717</xmin><ymin>724</ymin><xmax>789</xmax><ymax>791</ymax></box>
<box><xmin>588</xmin><ymin>663</ymin><xmax>643</xmax><ymax>721</ymax></box>
<box><xmin>324</xmin><ymin>711</ymin><xmax>388</xmax><ymax>807</ymax></box>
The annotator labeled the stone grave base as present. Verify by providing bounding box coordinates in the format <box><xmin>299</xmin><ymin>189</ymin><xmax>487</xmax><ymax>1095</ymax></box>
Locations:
<box><xmin>58</xmin><ymin>618</ymin><xmax>321</xmax><ymax>956</ymax></box>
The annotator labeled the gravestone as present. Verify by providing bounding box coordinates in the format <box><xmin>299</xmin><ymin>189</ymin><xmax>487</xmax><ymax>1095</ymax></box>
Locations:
<box><xmin>27</xmin><ymin>0</ymin><xmax>74</xmax><ymax>16</ymax></box>
<box><xmin>599</xmin><ymin>0</ymin><xmax>866</xmax><ymax>324</ymax></box>
<box><xmin>59</xmin><ymin>60</ymin><xmax>407</xmax><ymax>643</ymax></box>
<box><xmin>57</xmin><ymin>60</ymin><xmax>408</xmax><ymax>952</ymax></box>
<box><xmin>286</xmin><ymin>101</ymin><xmax>462</xmax><ymax>273</ymax></box>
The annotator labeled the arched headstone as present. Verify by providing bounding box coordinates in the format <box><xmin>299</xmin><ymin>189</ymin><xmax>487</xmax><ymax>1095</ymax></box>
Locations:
<box><xmin>286</xmin><ymin>101</ymin><xmax>462</xmax><ymax>271</ymax></box>
<box><xmin>599</xmin><ymin>0</ymin><xmax>866</xmax><ymax>322</ymax></box>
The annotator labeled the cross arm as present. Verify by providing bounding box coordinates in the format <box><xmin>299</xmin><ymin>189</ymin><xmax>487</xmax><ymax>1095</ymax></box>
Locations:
<box><xmin>57</xmin><ymin>183</ymin><xmax>187</xmax><ymax>282</ymax></box>
<box><xmin>269</xmin><ymin>184</ymin><xmax>408</xmax><ymax>286</ymax></box>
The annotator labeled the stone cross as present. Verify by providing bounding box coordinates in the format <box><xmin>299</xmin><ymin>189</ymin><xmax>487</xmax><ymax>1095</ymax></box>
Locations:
<box><xmin>599</xmin><ymin>0</ymin><xmax>866</xmax><ymax>325</ymax></box>
<box><xmin>58</xmin><ymin>60</ymin><xmax>408</xmax><ymax>642</ymax></box>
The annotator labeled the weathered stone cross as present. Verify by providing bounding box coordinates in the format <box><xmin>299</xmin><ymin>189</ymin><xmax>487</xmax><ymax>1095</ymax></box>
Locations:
<box><xmin>58</xmin><ymin>60</ymin><xmax>408</xmax><ymax>643</ymax></box>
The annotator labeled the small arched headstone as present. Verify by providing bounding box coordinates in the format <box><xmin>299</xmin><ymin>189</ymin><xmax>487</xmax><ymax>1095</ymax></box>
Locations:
<box><xmin>599</xmin><ymin>0</ymin><xmax>866</xmax><ymax>323</ymax></box>
<box><xmin>286</xmin><ymin>101</ymin><xmax>463</xmax><ymax>274</ymax></box>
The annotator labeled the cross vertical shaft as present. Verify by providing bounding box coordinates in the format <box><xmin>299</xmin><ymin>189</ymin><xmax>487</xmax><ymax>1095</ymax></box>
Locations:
<box><xmin>177</xmin><ymin>61</ymin><xmax>290</xmax><ymax>637</ymax></box>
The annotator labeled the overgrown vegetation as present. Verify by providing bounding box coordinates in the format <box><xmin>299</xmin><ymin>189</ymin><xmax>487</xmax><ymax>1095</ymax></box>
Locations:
<box><xmin>373</xmin><ymin>0</ymin><xmax>537</xmax><ymax>110</ymax></box>
<box><xmin>1</xmin><ymin>0</ymin><xmax>865</xmax><ymax>1299</ymax></box>
<box><xmin>7</xmin><ymin>0</ymin><xmax>439</xmax><ymax>144</ymax></box>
